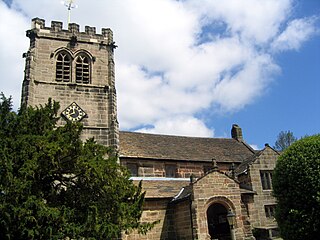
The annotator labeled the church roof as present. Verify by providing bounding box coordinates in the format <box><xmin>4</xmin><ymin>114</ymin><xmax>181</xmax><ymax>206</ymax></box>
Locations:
<box><xmin>235</xmin><ymin>144</ymin><xmax>280</xmax><ymax>175</ymax></box>
<box><xmin>235</xmin><ymin>151</ymin><xmax>262</xmax><ymax>175</ymax></box>
<box><xmin>132</xmin><ymin>178</ymin><xmax>190</xmax><ymax>198</ymax></box>
<box><xmin>119</xmin><ymin>131</ymin><xmax>255</xmax><ymax>163</ymax></box>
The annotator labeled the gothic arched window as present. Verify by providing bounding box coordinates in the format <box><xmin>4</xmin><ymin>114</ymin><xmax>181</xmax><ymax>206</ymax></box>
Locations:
<box><xmin>75</xmin><ymin>54</ymin><xmax>90</xmax><ymax>84</ymax></box>
<box><xmin>56</xmin><ymin>52</ymin><xmax>71</xmax><ymax>82</ymax></box>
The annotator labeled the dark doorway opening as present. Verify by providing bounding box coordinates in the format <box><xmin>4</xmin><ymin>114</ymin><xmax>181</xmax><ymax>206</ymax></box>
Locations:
<box><xmin>207</xmin><ymin>203</ymin><xmax>231</xmax><ymax>240</ymax></box>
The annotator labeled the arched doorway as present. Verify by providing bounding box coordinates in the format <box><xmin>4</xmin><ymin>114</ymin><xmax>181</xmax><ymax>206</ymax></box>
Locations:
<box><xmin>207</xmin><ymin>203</ymin><xmax>231</xmax><ymax>240</ymax></box>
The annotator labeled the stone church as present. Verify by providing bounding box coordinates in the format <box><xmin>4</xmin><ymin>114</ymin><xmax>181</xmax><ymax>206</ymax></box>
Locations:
<box><xmin>21</xmin><ymin>18</ymin><xmax>280</xmax><ymax>240</ymax></box>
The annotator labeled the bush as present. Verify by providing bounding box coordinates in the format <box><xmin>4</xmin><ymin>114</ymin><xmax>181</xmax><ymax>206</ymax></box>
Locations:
<box><xmin>0</xmin><ymin>95</ymin><xmax>156</xmax><ymax>239</ymax></box>
<box><xmin>273</xmin><ymin>135</ymin><xmax>320</xmax><ymax>240</ymax></box>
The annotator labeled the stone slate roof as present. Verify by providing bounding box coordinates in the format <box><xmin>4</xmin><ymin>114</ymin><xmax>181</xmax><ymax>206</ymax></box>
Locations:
<box><xmin>235</xmin><ymin>145</ymin><xmax>280</xmax><ymax>175</ymax></box>
<box><xmin>133</xmin><ymin>179</ymin><xmax>190</xmax><ymax>198</ymax></box>
<box><xmin>234</xmin><ymin>151</ymin><xmax>263</xmax><ymax>175</ymax></box>
<box><xmin>119</xmin><ymin>131</ymin><xmax>255</xmax><ymax>163</ymax></box>
<box><xmin>171</xmin><ymin>185</ymin><xmax>192</xmax><ymax>202</ymax></box>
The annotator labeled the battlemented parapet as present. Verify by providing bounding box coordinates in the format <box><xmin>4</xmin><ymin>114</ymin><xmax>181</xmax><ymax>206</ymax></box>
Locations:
<box><xmin>28</xmin><ymin>18</ymin><xmax>115</xmax><ymax>45</ymax></box>
<box><xmin>21</xmin><ymin>18</ymin><xmax>119</xmax><ymax>148</ymax></box>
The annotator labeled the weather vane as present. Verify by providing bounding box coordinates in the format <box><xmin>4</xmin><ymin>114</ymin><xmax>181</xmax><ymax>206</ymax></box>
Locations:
<box><xmin>62</xmin><ymin>0</ymin><xmax>77</xmax><ymax>24</ymax></box>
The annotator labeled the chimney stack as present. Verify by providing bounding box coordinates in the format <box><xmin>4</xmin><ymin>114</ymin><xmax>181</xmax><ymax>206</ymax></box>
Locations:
<box><xmin>231</xmin><ymin>124</ymin><xmax>243</xmax><ymax>142</ymax></box>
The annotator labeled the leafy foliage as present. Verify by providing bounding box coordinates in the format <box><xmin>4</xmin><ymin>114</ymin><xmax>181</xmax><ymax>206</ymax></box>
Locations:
<box><xmin>274</xmin><ymin>130</ymin><xmax>297</xmax><ymax>151</ymax></box>
<box><xmin>273</xmin><ymin>135</ymin><xmax>320</xmax><ymax>240</ymax></box>
<box><xmin>0</xmin><ymin>94</ymin><xmax>155</xmax><ymax>239</ymax></box>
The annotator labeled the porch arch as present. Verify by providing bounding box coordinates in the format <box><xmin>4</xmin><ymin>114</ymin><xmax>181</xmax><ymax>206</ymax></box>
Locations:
<box><xmin>205</xmin><ymin>196</ymin><xmax>236</xmax><ymax>240</ymax></box>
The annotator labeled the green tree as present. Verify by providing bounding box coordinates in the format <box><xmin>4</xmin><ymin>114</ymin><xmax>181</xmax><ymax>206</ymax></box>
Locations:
<box><xmin>0</xmin><ymin>94</ymin><xmax>155</xmax><ymax>239</ymax></box>
<box><xmin>274</xmin><ymin>130</ymin><xmax>297</xmax><ymax>151</ymax></box>
<box><xmin>273</xmin><ymin>135</ymin><xmax>320</xmax><ymax>240</ymax></box>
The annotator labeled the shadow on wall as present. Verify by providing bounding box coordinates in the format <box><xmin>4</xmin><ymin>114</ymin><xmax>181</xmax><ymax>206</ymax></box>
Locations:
<box><xmin>160</xmin><ymin>199</ymin><xmax>195</xmax><ymax>240</ymax></box>
<box><xmin>160</xmin><ymin>203</ymin><xmax>176</xmax><ymax>240</ymax></box>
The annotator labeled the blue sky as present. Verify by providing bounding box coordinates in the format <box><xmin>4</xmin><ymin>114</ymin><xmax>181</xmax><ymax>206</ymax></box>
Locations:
<box><xmin>210</xmin><ymin>18</ymin><xmax>320</xmax><ymax>147</ymax></box>
<box><xmin>0</xmin><ymin>0</ymin><xmax>319</xmax><ymax>149</ymax></box>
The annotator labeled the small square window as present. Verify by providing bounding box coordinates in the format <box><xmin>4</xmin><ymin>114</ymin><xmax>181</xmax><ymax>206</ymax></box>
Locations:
<box><xmin>127</xmin><ymin>163</ymin><xmax>138</xmax><ymax>177</ymax></box>
<box><xmin>265</xmin><ymin>205</ymin><xmax>276</xmax><ymax>218</ymax></box>
<box><xmin>165</xmin><ymin>165</ymin><xmax>177</xmax><ymax>178</ymax></box>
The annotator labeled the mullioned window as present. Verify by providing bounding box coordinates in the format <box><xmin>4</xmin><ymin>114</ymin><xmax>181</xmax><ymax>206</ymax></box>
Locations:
<box><xmin>55</xmin><ymin>50</ymin><xmax>91</xmax><ymax>84</ymax></box>
<box><xmin>260</xmin><ymin>170</ymin><xmax>273</xmax><ymax>190</ymax></box>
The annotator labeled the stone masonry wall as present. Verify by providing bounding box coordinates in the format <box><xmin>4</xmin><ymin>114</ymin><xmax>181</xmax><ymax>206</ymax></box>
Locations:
<box><xmin>122</xmin><ymin>158</ymin><xmax>232</xmax><ymax>178</ymax></box>
<box><xmin>124</xmin><ymin>199</ymin><xmax>194</xmax><ymax>240</ymax></box>
<box><xmin>123</xmin><ymin>199</ymin><xmax>175</xmax><ymax>240</ymax></box>
<box><xmin>248</xmin><ymin>146</ymin><xmax>279</xmax><ymax>229</ymax></box>
<box><xmin>173</xmin><ymin>200</ymin><xmax>193</xmax><ymax>240</ymax></box>
<box><xmin>191</xmin><ymin>170</ymin><xmax>252</xmax><ymax>240</ymax></box>
<box><xmin>21</xmin><ymin>18</ymin><xmax>118</xmax><ymax>147</ymax></box>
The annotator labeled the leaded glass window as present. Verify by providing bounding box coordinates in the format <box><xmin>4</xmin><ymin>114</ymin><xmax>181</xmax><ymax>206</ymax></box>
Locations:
<box><xmin>165</xmin><ymin>165</ymin><xmax>177</xmax><ymax>178</ymax></box>
<box><xmin>127</xmin><ymin>163</ymin><xmax>138</xmax><ymax>177</ymax></box>
<box><xmin>260</xmin><ymin>170</ymin><xmax>273</xmax><ymax>190</ymax></box>
<box><xmin>265</xmin><ymin>205</ymin><xmax>276</xmax><ymax>218</ymax></box>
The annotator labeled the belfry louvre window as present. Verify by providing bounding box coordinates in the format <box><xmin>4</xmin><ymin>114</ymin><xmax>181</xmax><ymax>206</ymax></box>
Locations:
<box><xmin>56</xmin><ymin>52</ymin><xmax>71</xmax><ymax>82</ymax></box>
<box><xmin>260</xmin><ymin>170</ymin><xmax>273</xmax><ymax>190</ymax></box>
<box><xmin>75</xmin><ymin>55</ymin><xmax>90</xmax><ymax>84</ymax></box>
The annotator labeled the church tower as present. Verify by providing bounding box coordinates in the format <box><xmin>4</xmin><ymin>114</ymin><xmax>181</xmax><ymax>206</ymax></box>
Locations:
<box><xmin>21</xmin><ymin>18</ymin><xmax>119</xmax><ymax>148</ymax></box>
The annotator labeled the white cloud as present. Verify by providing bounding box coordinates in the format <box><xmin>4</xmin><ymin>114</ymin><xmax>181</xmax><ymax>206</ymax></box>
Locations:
<box><xmin>212</xmin><ymin>54</ymin><xmax>280</xmax><ymax>112</ymax></box>
<box><xmin>186</xmin><ymin>0</ymin><xmax>292</xmax><ymax>43</ymax></box>
<box><xmin>0</xmin><ymin>0</ymin><xmax>318</xmax><ymax>137</ymax></box>
<box><xmin>138</xmin><ymin>115</ymin><xmax>214</xmax><ymax>137</ymax></box>
<box><xmin>249</xmin><ymin>144</ymin><xmax>260</xmax><ymax>150</ymax></box>
<box><xmin>272</xmin><ymin>17</ymin><xmax>319</xmax><ymax>51</ymax></box>
<box><xmin>0</xmin><ymin>1</ymin><xmax>28</xmax><ymax>109</ymax></box>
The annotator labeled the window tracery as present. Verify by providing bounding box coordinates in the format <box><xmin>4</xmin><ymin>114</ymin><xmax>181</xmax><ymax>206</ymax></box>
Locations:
<box><xmin>75</xmin><ymin>55</ymin><xmax>90</xmax><ymax>84</ymax></box>
<box><xmin>56</xmin><ymin>52</ymin><xmax>71</xmax><ymax>82</ymax></box>
<box><xmin>55</xmin><ymin>50</ymin><xmax>92</xmax><ymax>84</ymax></box>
